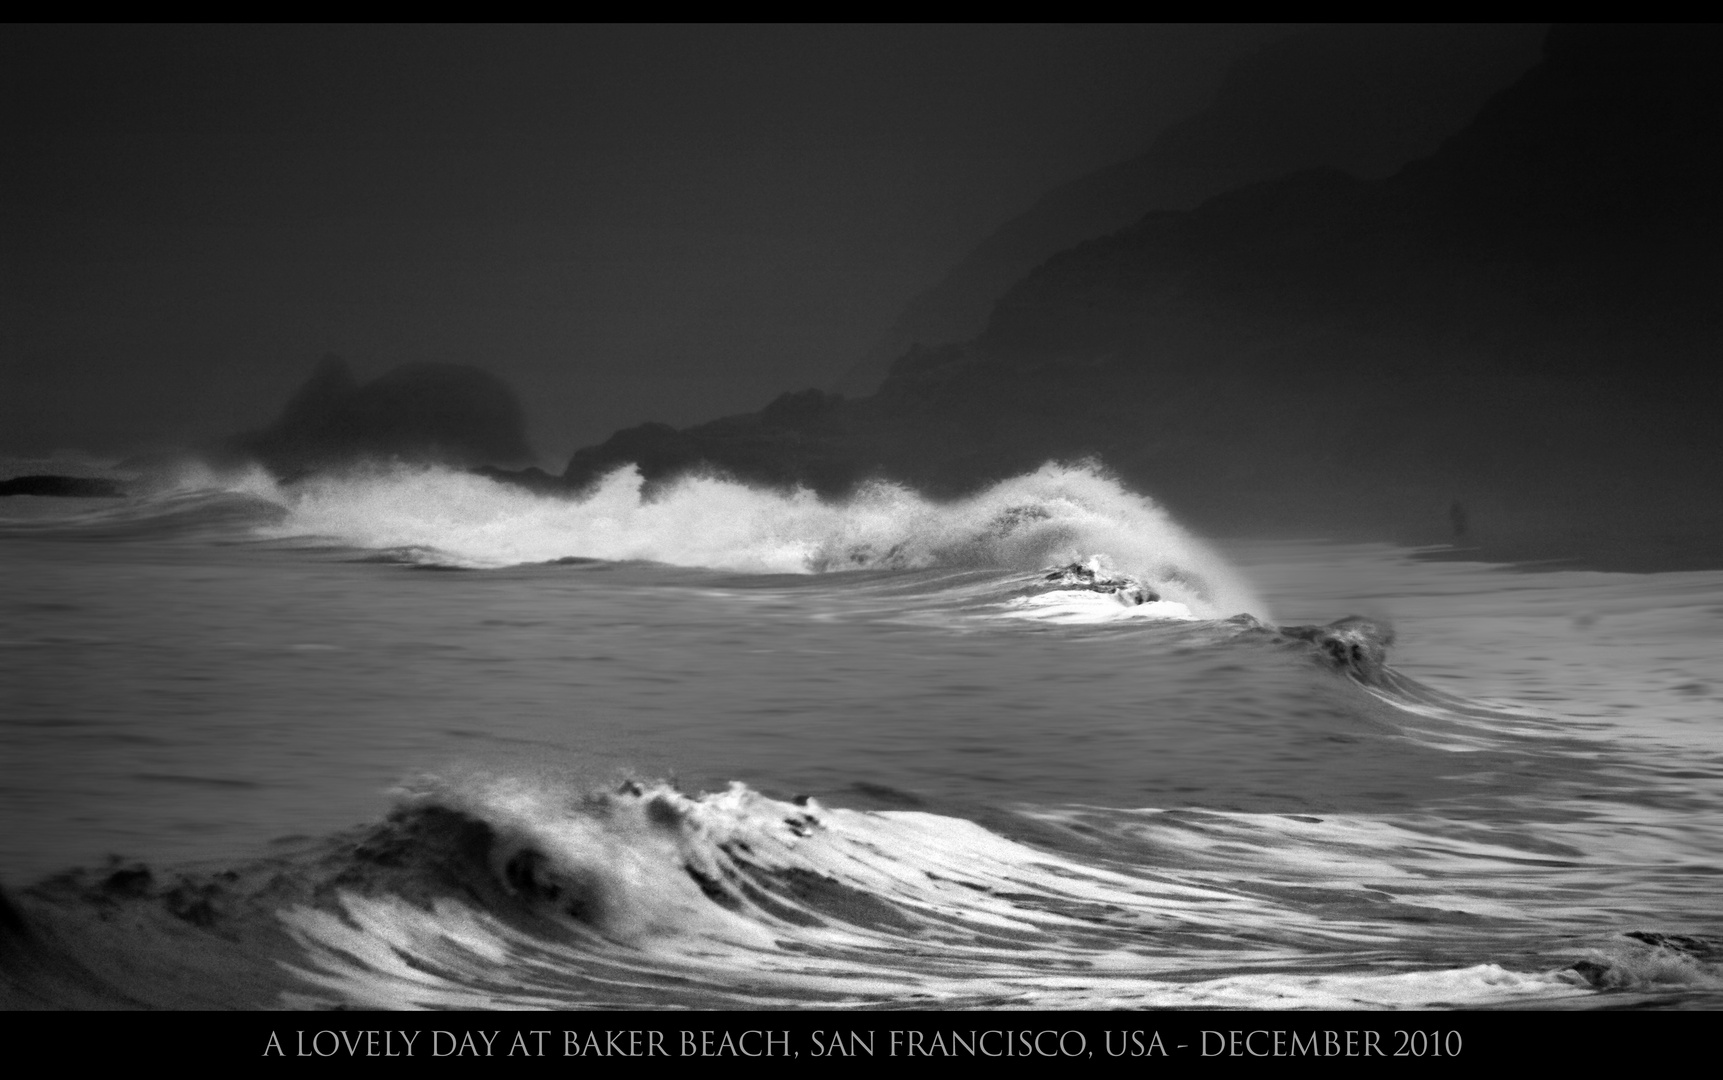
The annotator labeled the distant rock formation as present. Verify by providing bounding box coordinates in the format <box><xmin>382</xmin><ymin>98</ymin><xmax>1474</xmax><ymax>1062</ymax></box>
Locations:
<box><xmin>831</xmin><ymin>24</ymin><xmax>1546</xmax><ymax>397</ymax></box>
<box><xmin>556</xmin><ymin>26</ymin><xmax>1723</xmax><ymax>568</ymax></box>
<box><xmin>561</xmin><ymin>388</ymin><xmax>861</xmax><ymax>495</ymax></box>
<box><xmin>235</xmin><ymin>355</ymin><xmax>534</xmax><ymax>477</ymax></box>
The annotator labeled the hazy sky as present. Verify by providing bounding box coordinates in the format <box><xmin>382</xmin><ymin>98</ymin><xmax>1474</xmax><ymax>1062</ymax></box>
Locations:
<box><xmin>2</xmin><ymin>24</ymin><xmax>1296</xmax><ymax>464</ymax></box>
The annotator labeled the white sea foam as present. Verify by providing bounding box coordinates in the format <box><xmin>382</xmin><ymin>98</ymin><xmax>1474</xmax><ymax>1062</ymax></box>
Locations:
<box><xmin>247</xmin><ymin>461</ymin><xmax>1262</xmax><ymax>618</ymax></box>
<box><xmin>276</xmin><ymin>776</ymin><xmax>1596</xmax><ymax>1010</ymax></box>
<box><xmin>1001</xmin><ymin>593</ymin><xmax>1196</xmax><ymax>623</ymax></box>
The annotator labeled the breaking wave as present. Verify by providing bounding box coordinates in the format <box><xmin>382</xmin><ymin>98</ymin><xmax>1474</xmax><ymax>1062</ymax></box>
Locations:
<box><xmin>8</xmin><ymin>773</ymin><xmax>1644</xmax><ymax>1010</ymax></box>
<box><xmin>0</xmin><ymin>457</ymin><xmax>1260</xmax><ymax>617</ymax></box>
<box><xmin>245</xmin><ymin>461</ymin><xmax>1262</xmax><ymax>619</ymax></box>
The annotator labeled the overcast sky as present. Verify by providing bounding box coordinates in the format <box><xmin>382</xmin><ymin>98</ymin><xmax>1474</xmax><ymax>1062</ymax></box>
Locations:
<box><xmin>2</xmin><ymin>24</ymin><xmax>1302</xmax><ymax>463</ymax></box>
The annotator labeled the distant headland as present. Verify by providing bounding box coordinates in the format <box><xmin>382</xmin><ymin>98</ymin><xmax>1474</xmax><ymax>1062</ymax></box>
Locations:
<box><xmin>536</xmin><ymin>25</ymin><xmax>1723</xmax><ymax>571</ymax></box>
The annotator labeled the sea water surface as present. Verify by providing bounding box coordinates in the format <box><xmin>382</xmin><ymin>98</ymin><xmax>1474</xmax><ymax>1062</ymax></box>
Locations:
<box><xmin>1</xmin><ymin>462</ymin><xmax>1719</xmax><ymax>1009</ymax></box>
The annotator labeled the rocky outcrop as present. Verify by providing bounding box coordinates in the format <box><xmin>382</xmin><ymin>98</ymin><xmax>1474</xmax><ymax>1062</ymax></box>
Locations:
<box><xmin>1036</xmin><ymin>561</ymin><xmax>1160</xmax><ymax>605</ymax></box>
<box><xmin>563</xmin><ymin>390</ymin><xmax>865</xmax><ymax>495</ymax></box>
<box><xmin>236</xmin><ymin>355</ymin><xmax>534</xmax><ymax>477</ymax></box>
<box><xmin>1280</xmin><ymin>617</ymin><xmax>1396</xmax><ymax>684</ymax></box>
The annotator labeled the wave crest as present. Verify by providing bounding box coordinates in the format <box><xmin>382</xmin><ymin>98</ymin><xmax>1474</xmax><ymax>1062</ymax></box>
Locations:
<box><xmin>256</xmin><ymin>461</ymin><xmax>1261</xmax><ymax>618</ymax></box>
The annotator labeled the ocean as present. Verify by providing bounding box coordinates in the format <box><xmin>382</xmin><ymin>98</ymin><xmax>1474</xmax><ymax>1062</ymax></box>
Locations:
<box><xmin>2</xmin><ymin>460</ymin><xmax>1720</xmax><ymax>1011</ymax></box>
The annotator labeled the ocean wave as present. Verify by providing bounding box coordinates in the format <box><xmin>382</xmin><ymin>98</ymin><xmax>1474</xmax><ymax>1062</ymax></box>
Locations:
<box><xmin>245</xmin><ymin>461</ymin><xmax>1263</xmax><ymax>619</ymax></box>
<box><xmin>2</xmin><ymin>457</ymin><xmax>1262</xmax><ymax>618</ymax></box>
<box><xmin>4</xmin><ymin>772</ymin><xmax>1639</xmax><ymax>1009</ymax></box>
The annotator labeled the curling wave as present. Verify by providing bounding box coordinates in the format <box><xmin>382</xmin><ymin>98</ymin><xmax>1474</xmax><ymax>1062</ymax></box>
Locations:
<box><xmin>3</xmin><ymin>773</ymin><xmax>1632</xmax><ymax>1009</ymax></box>
<box><xmin>252</xmin><ymin>461</ymin><xmax>1263</xmax><ymax>618</ymax></box>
